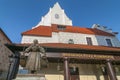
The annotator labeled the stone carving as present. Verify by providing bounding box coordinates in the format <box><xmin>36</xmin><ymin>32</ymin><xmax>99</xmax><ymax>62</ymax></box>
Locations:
<box><xmin>22</xmin><ymin>39</ymin><xmax>48</xmax><ymax>73</ymax></box>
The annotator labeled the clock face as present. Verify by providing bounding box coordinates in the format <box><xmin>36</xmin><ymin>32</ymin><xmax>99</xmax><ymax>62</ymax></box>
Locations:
<box><xmin>55</xmin><ymin>14</ymin><xmax>59</xmax><ymax>19</ymax></box>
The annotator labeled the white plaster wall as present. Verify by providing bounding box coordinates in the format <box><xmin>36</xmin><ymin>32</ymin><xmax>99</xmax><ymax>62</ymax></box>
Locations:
<box><xmin>21</xmin><ymin>32</ymin><xmax>120</xmax><ymax>47</ymax></box>
<box><xmin>50</xmin><ymin>5</ymin><xmax>72</xmax><ymax>26</ymax></box>
<box><xmin>39</xmin><ymin>12</ymin><xmax>51</xmax><ymax>26</ymax></box>
<box><xmin>21</xmin><ymin>32</ymin><xmax>59</xmax><ymax>43</ymax></box>
<box><xmin>21</xmin><ymin>32</ymin><xmax>98</xmax><ymax>45</ymax></box>
<box><xmin>34</xmin><ymin>3</ymin><xmax>72</xmax><ymax>27</ymax></box>
<box><xmin>58</xmin><ymin>32</ymin><xmax>98</xmax><ymax>45</ymax></box>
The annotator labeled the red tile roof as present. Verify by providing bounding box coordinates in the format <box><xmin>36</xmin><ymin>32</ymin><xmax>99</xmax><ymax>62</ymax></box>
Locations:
<box><xmin>15</xmin><ymin>43</ymin><xmax>120</xmax><ymax>52</ymax></box>
<box><xmin>22</xmin><ymin>24</ymin><xmax>115</xmax><ymax>37</ymax></box>
<box><xmin>40</xmin><ymin>43</ymin><xmax>120</xmax><ymax>52</ymax></box>
<box><xmin>22</xmin><ymin>26</ymin><xmax>52</xmax><ymax>37</ymax></box>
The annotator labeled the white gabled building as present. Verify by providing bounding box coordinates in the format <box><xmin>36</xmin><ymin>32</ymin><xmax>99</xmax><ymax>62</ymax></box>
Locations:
<box><xmin>21</xmin><ymin>24</ymin><xmax>120</xmax><ymax>47</ymax></box>
<box><xmin>21</xmin><ymin>2</ymin><xmax>120</xmax><ymax>47</ymax></box>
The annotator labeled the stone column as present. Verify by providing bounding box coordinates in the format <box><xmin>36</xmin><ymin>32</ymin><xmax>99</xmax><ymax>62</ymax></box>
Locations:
<box><xmin>106</xmin><ymin>59</ymin><xmax>117</xmax><ymax>80</ymax></box>
<box><xmin>64</xmin><ymin>57</ymin><xmax>70</xmax><ymax>80</ymax></box>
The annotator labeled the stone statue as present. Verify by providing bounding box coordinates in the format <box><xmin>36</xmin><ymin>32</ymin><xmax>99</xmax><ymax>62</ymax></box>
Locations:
<box><xmin>22</xmin><ymin>39</ymin><xmax>48</xmax><ymax>73</ymax></box>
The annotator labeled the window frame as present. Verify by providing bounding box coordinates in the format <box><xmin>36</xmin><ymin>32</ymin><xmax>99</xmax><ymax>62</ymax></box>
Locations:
<box><xmin>57</xmin><ymin>25</ymin><xmax>66</xmax><ymax>30</ymax></box>
<box><xmin>68</xmin><ymin>39</ymin><xmax>74</xmax><ymax>44</ymax></box>
<box><xmin>86</xmin><ymin>37</ymin><xmax>93</xmax><ymax>45</ymax></box>
<box><xmin>105</xmin><ymin>38</ymin><xmax>113</xmax><ymax>47</ymax></box>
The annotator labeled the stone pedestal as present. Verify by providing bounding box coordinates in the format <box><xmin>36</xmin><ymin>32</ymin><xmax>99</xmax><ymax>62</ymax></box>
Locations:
<box><xmin>14</xmin><ymin>74</ymin><xmax>46</xmax><ymax>80</ymax></box>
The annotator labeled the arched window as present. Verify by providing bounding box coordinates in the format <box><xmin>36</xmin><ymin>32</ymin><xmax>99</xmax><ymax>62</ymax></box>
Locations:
<box><xmin>68</xmin><ymin>39</ymin><xmax>74</xmax><ymax>44</ymax></box>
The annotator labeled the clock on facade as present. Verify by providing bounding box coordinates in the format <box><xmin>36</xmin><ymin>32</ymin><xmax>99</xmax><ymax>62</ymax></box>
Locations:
<box><xmin>55</xmin><ymin>14</ymin><xmax>59</xmax><ymax>19</ymax></box>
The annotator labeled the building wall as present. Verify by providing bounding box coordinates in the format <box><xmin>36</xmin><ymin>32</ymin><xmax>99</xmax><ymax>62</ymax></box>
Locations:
<box><xmin>43</xmin><ymin>63</ymin><xmax>120</xmax><ymax>80</ymax></box>
<box><xmin>95</xmin><ymin>35</ymin><xmax>120</xmax><ymax>47</ymax></box>
<box><xmin>21</xmin><ymin>32</ymin><xmax>59</xmax><ymax>43</ymax></box>
<box><xmin>58</xmin><ymin>32</ymin><xmax>98</xmax><ymax>45</ymax></box>
<box><xmin>21</xmin><ymin>32</ymin><xmax>120</xmax><ymax>47</ymax></box>
<box><xmin>17</xmin><ymin>62</ymin><xmax>120</xmax><ymax>80</ymax></box>
<box><xmin>0</xmin><ymin>30</ymin><xmax>13</xmax><ymax>80</ymax></box>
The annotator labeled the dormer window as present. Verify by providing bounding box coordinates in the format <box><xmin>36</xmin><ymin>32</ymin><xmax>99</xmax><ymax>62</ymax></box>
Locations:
<box><xmin>57</xmin><ymin>25</ymin><xmax>66</xmax><ymax>30</ymax></box>
<box><xmin>106</xmin><ymin>39</ymin><xmax>113</xmax><ymax>47</ymax></box>
<box><xmin>68</xmin><ymin>39</ymin><xmax>74</xmax><ymax>44</ymax></box>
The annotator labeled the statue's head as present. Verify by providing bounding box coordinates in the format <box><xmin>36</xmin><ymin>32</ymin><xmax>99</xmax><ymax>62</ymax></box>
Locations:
<box><xmin>33</xmin><ymin>39</ymin><xmax>38</xmax><ymax>44</ymax></box>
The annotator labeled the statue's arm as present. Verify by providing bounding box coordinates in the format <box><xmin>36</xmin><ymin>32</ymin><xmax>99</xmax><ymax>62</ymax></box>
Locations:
<box><xmin>40</xmin><ymin>47</ymin><xmax>45</xmax><ymax>53</ymax></box>
<box><xmin>39</xmin><ymin>47</ymin><xmax>46</xmax><ymax>57</ymax></box>
<box><xmin>23</xmin><ymin>45</ymin><xmax>32</xmax><ymax>54</ymax></box>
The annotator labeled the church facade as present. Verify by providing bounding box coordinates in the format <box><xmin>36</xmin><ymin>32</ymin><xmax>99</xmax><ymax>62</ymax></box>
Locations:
<box><xmin>7</xmin><ymin>2</ymin><xmax>120</xmax><ymax>80</ymax></box>
<box><xmin>21</xmin><ymin>3</ymin><xmax>120</xmax><ymax>48</ymax></box>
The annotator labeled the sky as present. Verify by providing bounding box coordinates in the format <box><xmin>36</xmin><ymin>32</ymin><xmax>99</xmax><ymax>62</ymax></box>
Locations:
<box><xmin>0</xmin><ymin>0</ymin><xmax>120</xmax><ymax>43</ymax></box>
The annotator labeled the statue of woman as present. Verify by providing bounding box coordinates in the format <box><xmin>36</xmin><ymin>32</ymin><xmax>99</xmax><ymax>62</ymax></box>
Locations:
<box><xmin>23</xmin><ymin>39</ymin><xmax>47</xmax><ymax>73</ymax></box>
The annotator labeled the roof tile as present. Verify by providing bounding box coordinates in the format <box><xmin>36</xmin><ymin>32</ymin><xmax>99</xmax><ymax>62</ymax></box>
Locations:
<box><xmin>16</xmin><ymin>43</ymin><xmax>120</xmax><ymax>52</ymax></box>
<box><xmin>22</xmin><ymin>26</ymin><xmax>52</xmax><ymax>37</ymax></box>
<box><xmin>22</xmin><ymin>24</ymin><xmax>115</xmax><ymax>37</ymax></box>
<box><xmin>40</xmin><ymin>43</ymin><xmax>120</xmax><ymax>52</ymax></box>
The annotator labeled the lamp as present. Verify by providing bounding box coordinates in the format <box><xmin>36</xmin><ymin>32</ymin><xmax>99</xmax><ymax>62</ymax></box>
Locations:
<box><xmin>9</xmin><ymin>55</ymin><xmax>14</xmax><ymax>64</ymax></box>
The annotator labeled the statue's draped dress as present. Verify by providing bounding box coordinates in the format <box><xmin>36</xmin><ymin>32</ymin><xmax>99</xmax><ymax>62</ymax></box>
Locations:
<box><xmin>25</xmin><ymin>44</ymin><xmax>45</xmax><ymax>71</ymax></box>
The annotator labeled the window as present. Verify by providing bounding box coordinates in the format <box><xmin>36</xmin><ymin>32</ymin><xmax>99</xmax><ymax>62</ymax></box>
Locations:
<box><xmin>68</xmin><ymin>39</ymin><xmax>74</xmax><ymax>44</ymax></box>
<box><xmin>57</xmin><ymin>25</ymin><xmax>66</xmax><ymax>30</ymax></box>
<box><xmin>106</xmin><ymin>39</ymin><xmax>113</xmax><ymax>47</ymax></box>
<box><xmin>86</xmin><ymin>37</ymin><xmax>93</xmax><ymax>45</ymax></box>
